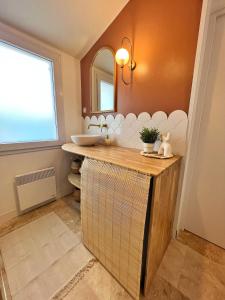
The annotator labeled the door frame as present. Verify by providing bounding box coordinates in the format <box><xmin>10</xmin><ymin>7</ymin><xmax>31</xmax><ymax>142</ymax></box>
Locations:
<box><xmin>177</xmin><ymin>0</ymin><xmax>225</xmax><ymax>231</ymax></box>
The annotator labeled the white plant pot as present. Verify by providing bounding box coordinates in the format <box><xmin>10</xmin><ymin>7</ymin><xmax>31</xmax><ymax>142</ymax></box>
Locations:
<box><xmin>143</xmin><ymin>143</ymin><xmax>154</xmax><ymax>153</ymax></box>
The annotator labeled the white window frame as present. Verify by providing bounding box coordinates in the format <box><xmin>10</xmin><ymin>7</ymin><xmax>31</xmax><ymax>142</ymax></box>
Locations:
<box><xmin>0</xmin><ymin>22</ymin><xmax>65</xmax><ymax>155</ymax></box>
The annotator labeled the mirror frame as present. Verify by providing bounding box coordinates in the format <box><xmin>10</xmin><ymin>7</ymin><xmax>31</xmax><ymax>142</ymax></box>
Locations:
<box><xmin>90</xmin><ymin>46</ymin><xmax>117</xmax><ymax>114</ymax></box>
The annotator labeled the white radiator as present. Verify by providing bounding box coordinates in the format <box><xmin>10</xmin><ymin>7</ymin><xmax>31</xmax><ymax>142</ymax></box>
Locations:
<box><xmin>15</xmin><ymin>167</ymin><xmax>56</xmax><ymax>213</ymax></box>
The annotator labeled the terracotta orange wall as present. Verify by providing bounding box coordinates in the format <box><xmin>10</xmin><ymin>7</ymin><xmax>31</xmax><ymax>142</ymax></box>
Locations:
<box><xmin>81</xmin><ymin>0</ymin><xmax>202</xmax><ymax>116</ymax></box>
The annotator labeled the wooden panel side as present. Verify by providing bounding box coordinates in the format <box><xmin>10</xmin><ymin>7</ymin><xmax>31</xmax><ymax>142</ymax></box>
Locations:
<box><xmin>144</xmin><ymin>160</ymin><xmax>181</xmax><ymax>295</ymax></box>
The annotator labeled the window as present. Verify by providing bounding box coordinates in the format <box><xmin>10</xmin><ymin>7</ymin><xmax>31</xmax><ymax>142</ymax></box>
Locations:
<box><xmin>99</xmin><ymin>80</ymin><xmax>114</xmax><ymax>111</ymax></box>
<box><xmin>0</xmin><ymin>35</ymin><xmax>63</xmax><ymax>154</ymax></box>
<box><xmin>0</xmin><ymin>41</ymin><xmax>58</xmax><ymax>144</ymax></box>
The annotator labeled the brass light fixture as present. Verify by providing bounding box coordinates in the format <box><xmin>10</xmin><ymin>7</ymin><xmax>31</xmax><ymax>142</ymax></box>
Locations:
<box><xmin>115</xmin><ymin>37</ymin><xmax>136</xmax><ymax>85</ymax></box>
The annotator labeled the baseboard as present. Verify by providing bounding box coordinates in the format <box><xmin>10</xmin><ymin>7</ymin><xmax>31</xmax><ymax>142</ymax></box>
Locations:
<box><xmin>56</xmin><ymin>186</ymin><xmax>74</xmax><ymax>199</ymax></box>
<box><xmin>0</xmin><ymin>210</ymin><xmax>17</xmax><ymax>225</ymax></box>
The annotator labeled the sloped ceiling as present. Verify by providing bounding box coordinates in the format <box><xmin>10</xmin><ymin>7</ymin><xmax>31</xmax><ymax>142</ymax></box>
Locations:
<box><xmin>0</xmin><ymin>0</ymin><xmax>129</xmax><ymax>58</ymax></box>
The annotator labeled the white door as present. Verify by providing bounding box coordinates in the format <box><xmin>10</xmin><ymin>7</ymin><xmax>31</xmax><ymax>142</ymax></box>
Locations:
<box><xmin>184</xmin><ymin>0</ymin><xmax>225</xmax><ymax>248</ymax></box>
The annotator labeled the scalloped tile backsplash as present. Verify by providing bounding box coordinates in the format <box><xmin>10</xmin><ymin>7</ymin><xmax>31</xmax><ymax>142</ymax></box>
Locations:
<box><xmin>82</xmin><ymin>110</ymin><xmax>188</xmax><ymax>155</ymax></box>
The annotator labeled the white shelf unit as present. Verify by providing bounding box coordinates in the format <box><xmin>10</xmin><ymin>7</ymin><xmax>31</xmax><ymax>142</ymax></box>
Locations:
<box><xmin>68</xmin><ymin>173</ymin><xmax>81</xmax><ymax>189</ymax></box>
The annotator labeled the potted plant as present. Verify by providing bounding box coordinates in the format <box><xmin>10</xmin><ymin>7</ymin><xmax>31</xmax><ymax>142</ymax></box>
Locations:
<box><xmin>139</xmin><ymin>127</ymin><xmax>160</xmax><ymax>153</ymax></box>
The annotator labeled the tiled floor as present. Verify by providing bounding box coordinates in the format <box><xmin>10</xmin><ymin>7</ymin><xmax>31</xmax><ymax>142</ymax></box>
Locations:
<box><xmin>1</xmin><ymin>195</ymin><xmax>225</xmax><ymax>300</ymax></box>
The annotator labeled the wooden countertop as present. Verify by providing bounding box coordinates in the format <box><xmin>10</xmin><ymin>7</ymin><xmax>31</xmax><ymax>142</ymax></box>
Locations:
<box><xmin>62</xmin><ymin>143</ymin><xmax>181</xmax><ymax>176</ymax></box>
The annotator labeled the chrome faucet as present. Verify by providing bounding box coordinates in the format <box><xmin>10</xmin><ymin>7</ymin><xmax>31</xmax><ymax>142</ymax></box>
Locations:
<box><xmin>88</xmin><ymin>123</ymin><xmax>108</xmax><ymax>132</ymax></box>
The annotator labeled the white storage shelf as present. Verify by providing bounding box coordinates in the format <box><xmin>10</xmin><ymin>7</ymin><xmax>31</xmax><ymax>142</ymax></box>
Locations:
<box><xmin>68</xmin><ymin>173</ymin><xmax>81</xmax><ymax>189</ymax></box>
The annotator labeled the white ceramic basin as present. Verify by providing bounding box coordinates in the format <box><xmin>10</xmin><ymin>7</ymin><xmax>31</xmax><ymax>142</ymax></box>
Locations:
<box><xmin>71</xmin><ymin>134</ymin><xmax>101</xmax><ymax>146</ymax></box>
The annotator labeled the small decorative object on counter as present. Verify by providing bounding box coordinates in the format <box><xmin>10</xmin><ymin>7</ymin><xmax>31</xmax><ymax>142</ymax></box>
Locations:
<box><xmin>158</xmin><ymin>132</ymin><xmax>173</xmax><ymax>157</ymax></box>
<box><xmin>104</xmin><ymin>134</ymin><xmax>112</xmax><ymax>146</ymax></box>
<box><xmin>140</xmin><ymin>151</ymin><xmax>173</xmax><ymax>159</ymax></box>
<box><xmin>140</xmin><ymin>127</ymin><xmax>160</xmax><ymax>153</ymax></box>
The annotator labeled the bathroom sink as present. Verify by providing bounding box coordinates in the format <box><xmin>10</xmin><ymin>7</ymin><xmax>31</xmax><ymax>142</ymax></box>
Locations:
<box><xmin>71</xmin><ymin>134</ymin><xmax>101</xmax><ymax>146</ymax></box>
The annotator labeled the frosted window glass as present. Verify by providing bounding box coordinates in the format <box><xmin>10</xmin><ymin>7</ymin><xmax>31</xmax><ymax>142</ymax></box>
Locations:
<box><xmin>0</xmin><ymin>42</ymin><xmax>58</xmax><ymax>144</ymax></box>
<box><xmin>100</xmin><ymin>81</ymin><xmax>114</xmax><ymax>111</ymax></box>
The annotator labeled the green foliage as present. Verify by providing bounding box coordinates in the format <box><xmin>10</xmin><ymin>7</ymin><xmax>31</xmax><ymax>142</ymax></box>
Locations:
<box><xmin>139</xmin><ymin>127</ymin><xmax>160</xmax><ymax>143</ymax></box>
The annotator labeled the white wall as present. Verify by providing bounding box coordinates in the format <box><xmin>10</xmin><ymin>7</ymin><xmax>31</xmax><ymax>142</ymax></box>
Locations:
<box><xmin>0</xmin><ymin>24</ymin><xmax>82</xmax><ymax>223</ymax></box>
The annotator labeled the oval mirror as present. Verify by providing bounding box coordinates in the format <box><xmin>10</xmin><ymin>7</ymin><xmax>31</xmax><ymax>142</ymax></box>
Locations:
<box><xmin>91</xmin><ymin>47</ymin><xmax>116</xmax><ymax>113</ymax></box>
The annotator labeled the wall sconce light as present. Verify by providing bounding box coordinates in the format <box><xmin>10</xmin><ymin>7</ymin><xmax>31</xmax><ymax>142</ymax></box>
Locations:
<box><xmin>115</xmin><ymin>37</ymin><xmax>136</xmax><ymax>85</ymax></box>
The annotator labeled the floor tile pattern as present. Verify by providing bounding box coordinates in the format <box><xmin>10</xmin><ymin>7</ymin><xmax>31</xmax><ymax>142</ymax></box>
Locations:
<box><xmin>0</xmin><ymin>195</ymin><xmax>225</xmax><ymax>300</ymax></box>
